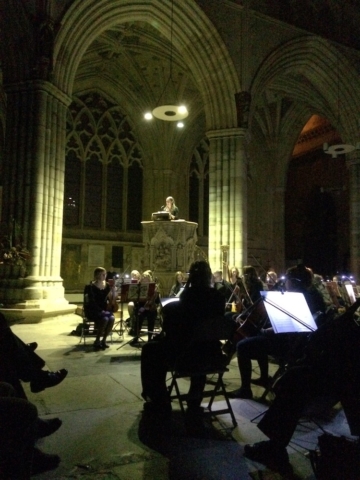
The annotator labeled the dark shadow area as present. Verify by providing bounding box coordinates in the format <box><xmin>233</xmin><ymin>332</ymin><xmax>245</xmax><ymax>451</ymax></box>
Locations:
<box><xmin>137</xmin><ymin>411</ymin><xmax>249</xmax><ymax>479</ymax></box>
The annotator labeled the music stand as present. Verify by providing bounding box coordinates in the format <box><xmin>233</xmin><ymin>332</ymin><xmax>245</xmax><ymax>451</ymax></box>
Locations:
<box><xmin>112</xmin><ymin>282</ymin><xmax>130</xmax><ymax>338</ymax></box>
<box><xmin>117</xmin><ymin>282</ymin><xmax>156</xmax><ymax>349</ymax></box>
<box><xmin>260</xmin><ymin>291</ymin><xmax>317</xmax><ymax>333</ymax></box>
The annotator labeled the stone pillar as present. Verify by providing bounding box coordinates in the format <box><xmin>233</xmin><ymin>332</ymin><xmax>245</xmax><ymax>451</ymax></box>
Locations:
<box><xmin>1</xmin><ymin>80</ymin><xmax>76</xmax><ymax>322</ymax></box>
<box><xmin>206</xmin><ymin>128</ymin><xmax>247</xmax><ymax>271</ymax></box>
<box><xmin>346</xmin><ymin>152</ymin><xmax>360</xmax><ymax>279</ymax></box>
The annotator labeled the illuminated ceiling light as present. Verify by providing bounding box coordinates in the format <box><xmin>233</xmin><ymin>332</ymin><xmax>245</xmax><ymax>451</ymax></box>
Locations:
<box><xmin>323</xmin><ymin>142</ymin><xmax>360</xmax><ymax>159</ymax></box>
<box><xmin>177</xmin><ymin>121</ymin><xmax>184</xmax><ymax>128</ymax></box>
<box><xmin>324</xmin><ymin>7</ymin><xmax>358</xmax><ymax>159</ymax></box>
<box><xmin>144</xmin><ymin>0</ymin><xmax>188</xmax><ymax>124</ymax></box>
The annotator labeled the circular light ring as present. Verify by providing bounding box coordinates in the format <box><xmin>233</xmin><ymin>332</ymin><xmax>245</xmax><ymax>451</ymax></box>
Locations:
<box><xmin>152</xmin><ymin>105</ymin><xmax>188</xmax><ymax>121</ymax></box>
<box><xmin>325</xmin><ymin>144</ymin><xmax>356</xmax><ymax>156</ymax></box>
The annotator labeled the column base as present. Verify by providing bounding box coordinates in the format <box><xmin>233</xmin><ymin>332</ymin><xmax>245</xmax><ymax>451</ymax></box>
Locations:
<box><xmin>1</xmin><ymin>302</ymin><xmax>77</xmax><ymax>324</ymax></box>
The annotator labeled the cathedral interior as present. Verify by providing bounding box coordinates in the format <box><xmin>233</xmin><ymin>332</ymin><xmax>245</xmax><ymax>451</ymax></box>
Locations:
<box><xmin>1</xmin><ymin>0</ymin><xmax>360</xmax><ymax>314</ymax></box>
<box><xmin>1</xmin><ymin>2</ymin><xmax>360</xmax><ymax>479</ymax></box>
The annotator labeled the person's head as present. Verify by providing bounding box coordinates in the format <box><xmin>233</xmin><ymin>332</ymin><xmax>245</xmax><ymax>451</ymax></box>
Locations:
<box><xmin>242</xmin><ymin>265</ymin><xmax>258</xmax><ymax>282</ymax></box>
<box><xmin>285</xmin><ymin>264</ymin><xmax>313</xmax><ymax>292</ymax></box>
<box><xmin>131</xmin><ymin>270</ymin><xmax>141</xmax><ymax>281</ymax></box>
<box><xmin>266</xmin><ymin>270</ymin><xmax>278</xmax><ymax>285</ymax></box>
<box><xmin>93</xmin><ymin>267</ymin><xmax>106</xmax><ymax>281</ymax></box>
<box><xmin>186</xmin><ymin>260</ymin><xmax>212</xmax><ymax>287</ymax></box>
<box><xmin>313</xmin><ymin>273</ymin><xmax>323</xmax><ymax>286</ymax></box>
<box><xmin>142</xmin><ymin>270</ymin><xmax>153</xmax><ymax>282</ymax></box>
<box><xmin>213</xmin><ymin>270</ymin><xmax>223</xmax><ymax>283</ymax></box>
<box><xmin>230</xmin><ymin>266</ymin><xmax>239</xmax><ymax>280</ymax></box>
<box><xmin>174</xmin><ymin>271</ymin><xmax>183</xmax><ymax>284</ymax></box>
<box><xmin>166</xmin><ymin>196</ymin><xmax>176</xmax><ymax>211</ymax></box>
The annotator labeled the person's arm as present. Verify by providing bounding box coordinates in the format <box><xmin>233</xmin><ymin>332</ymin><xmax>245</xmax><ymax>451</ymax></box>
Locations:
<box><xmin>84</xmin><ymin>284</ymin><xmax>102</xmax><ymax>315</ymax></box>
<box><xmin>171</xmin><ymin>206</ymin><xmax>179</xmax><ymax>220</ymax></box>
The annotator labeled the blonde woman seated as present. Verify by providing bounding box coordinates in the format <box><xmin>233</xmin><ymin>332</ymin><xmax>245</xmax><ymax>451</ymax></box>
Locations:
<box><xmin>84</xmin><ymin>267</ymin><xmax>118</xmax><ymax>350</ymax></box>
<box><xmin>169</xmin><ymin>271</ymin><xmax>184</xmax><ymax>297</ymax></box>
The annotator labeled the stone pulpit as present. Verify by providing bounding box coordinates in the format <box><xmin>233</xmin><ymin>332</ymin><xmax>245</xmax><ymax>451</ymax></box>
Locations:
<box><xmin>141</xmin><ymin>219</ymin><xmax>198</xmax><ymax>295</ymax></box>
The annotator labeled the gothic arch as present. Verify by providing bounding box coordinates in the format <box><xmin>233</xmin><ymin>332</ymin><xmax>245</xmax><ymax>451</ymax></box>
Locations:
<box><xmin>53</xmin><ymin>0</ymin><xmax>239</xmax><ymax>131</ymax></box>
<box><xmin>250</xmin><ymin>35</ymin><xmax>360</xmax><ymax>144</ymax></box>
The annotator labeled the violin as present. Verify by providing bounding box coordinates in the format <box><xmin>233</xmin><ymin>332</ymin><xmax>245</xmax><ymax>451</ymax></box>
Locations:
<box><xmin>108</xmin><ymin>287</ymin><xmax>119</xmax><ymax>313</ymax></box>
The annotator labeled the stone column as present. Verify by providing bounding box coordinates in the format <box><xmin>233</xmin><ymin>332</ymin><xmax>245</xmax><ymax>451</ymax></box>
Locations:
<box><xmin>346</xmin><ymin>152</ymin><xmax>360</xmax><ymax>279</ymax></box>
<box><xmin>207</xmin><ymin>128</ymin><xmax>247</xmax><ymax>271</ymax></box>
<box><xmin>1</xmin><ymin>80</ymin><xmax>75</xmax><ymax>321</ymax></box>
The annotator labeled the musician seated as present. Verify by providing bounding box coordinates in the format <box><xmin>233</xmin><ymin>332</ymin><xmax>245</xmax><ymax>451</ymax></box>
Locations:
<box><xmin>229</xmin><ymin>264</ymin><xmax>326</xmax><ymax>399</ymax></box>
<box><xmin>140</xmin><ymin>260</ymin><xmax>234</xmax><ymax>426</ymax></box>
<box><xmin>213</xmin><ymin>270</ymin><xmax>233</xmax><ymax>302</ymax></box>
<box><xmin>83</xmin><ymin>267</ymin><xmax>117</xmax><ymax>350</ymax></box>
<box><xmin>169</xmin><ymin>271</ymin><xmax>185</xmax><ymax>297</ymax></box>
<box><xmin>129</xmin><ymin>270</ymin><xmax>159</xmax><ymax>344</ymax></box>
<box><xmin>244</xmin><ymin>300</ymin><xmax>360</xmax><ymax>474</ymax></box>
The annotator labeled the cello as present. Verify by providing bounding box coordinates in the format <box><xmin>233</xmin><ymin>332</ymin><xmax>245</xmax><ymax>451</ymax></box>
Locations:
<box><xmin>232</xmin><ymin>297</ymin><xmax>268</xmax><ymax>343</ymax></box>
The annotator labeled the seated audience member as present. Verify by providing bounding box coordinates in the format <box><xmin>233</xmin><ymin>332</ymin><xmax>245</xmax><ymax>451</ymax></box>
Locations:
<box><xmin>0</xmin><ymin>313</ymin><xmax>67</xmax><ymax>399</ymax></box>
<box><xmin>130</xmin><ymin>270</ymin><xmax>159</xmax><ymax>344</ymax></box>
<box><xmin>229</xmin><ymin>263</ymin><xmax>326</xmax><ymax>399</ymax></box>
<box><xmin>84</xmin><ymin>266</ymin><xmax>118</xmax><ymax>350</ymax></box>
<box><xmin>0</xmin><ymin>382</ymin><xmax>61</xmax><ymax>478</ymax></box>
<box><xmin>140</xmin><ymin>260</ymin><xmax>234</xmax><ymax>422</ymax></box>
<box><xmin>169</xmin><ymin>271</ymin><xmax>184</xmax><ymax>297</ymax></box>
<box><xmin>244</xmin><ymin>299</ymin><xmax>360</xmax><ymax>474</ymax></box>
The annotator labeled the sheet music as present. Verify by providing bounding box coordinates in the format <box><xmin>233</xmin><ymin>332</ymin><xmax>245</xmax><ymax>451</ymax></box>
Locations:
<box><xmin>261</xmin><ymin>291</ymin><xmax>317</xmax><ymax>333</ymax></box>
<box><xmin>345</xmin><ymin>283</ymin><xmax>356</xmax><ymax>305</ymax></box>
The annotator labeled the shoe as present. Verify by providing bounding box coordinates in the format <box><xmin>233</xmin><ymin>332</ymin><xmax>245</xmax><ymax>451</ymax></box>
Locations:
<box><xmin>244</xmin><ymin>440</ymin><xmax>292</xmax><ymax>474</ymax></box>
<box><xmin>31</xmin><ymin>447</ymin><xmax>61</xmax><ymax>475</ymax></box>
<box><xmin>36</xmin><ymin>417</ymin><xmax>62</xmax><ymax>438</ymax></box>
<box><xmin>30</xmin><ymin>369</ymin><xmax>68</xmax><ymax>393</ymax></box>
<box><xmin>101</xmin><ymin>341</ymin><xmax>110</xmax><ymax>349</ymax></box>
<box><xmin>251</xmin><ymin>376</ymin><xmax>272</xmax><ymax>388</ymax></box>
<box><xmin>93</xmin><ymin>340</ymin><xmax>101</xmax><ymax>349</ymax></box>
<box><xmin>228</xmin><ymin>387</ymin><xmax>253</xmax><ymax>399</ymax></box>
<box><xmin>27</xmin><ymin>342</ymin><xmax>38</xmax><ymax>352</ymax></box>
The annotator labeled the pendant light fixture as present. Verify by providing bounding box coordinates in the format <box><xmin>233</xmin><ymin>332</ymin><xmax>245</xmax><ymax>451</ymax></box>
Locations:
<box><xmin>144</xmin><ymin>0</ymin><xmax>188</xmax><ymax>127</ymax></box>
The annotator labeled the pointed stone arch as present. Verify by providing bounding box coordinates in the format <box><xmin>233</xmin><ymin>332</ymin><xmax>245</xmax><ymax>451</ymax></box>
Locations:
<box><xmin>249</xmin><ymin>35</ymin><xmax>360</xmax><ymax>144</ymax></box>
<box><xmin>53</xmin><ymin>0</ymin><xmax>239</xmax><ymax>131</ymax></box>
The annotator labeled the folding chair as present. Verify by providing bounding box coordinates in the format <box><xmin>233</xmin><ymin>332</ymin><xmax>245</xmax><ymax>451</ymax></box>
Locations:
<box><xmin>167</xmin><ymin>316</ymin><xmax>237</xmax><ymax>428</ymax></box>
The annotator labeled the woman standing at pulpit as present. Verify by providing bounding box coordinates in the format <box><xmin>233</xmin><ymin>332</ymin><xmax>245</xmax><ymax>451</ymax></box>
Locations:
<box><xmin>162</xmin><ymin>196</ymin><xmax>179</xmax><ymax>220</ymax></box>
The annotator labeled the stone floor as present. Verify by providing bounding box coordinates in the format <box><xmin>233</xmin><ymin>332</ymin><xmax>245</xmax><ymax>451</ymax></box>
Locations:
<box><xmin>9</xmin><ymin>314</ymin><xmax>356</xmax><ymax>479</ymax></box>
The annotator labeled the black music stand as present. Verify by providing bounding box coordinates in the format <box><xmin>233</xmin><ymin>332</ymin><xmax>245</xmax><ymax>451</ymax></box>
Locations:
<box><xmin>112</xmin><ymin>281</ymin><xmax>130</xmax><ymax>338</ymax></box>
<box><xmin>117</xmin><ymin>282</ymin><xmax>155</xmax><ymax>349</ymax></box>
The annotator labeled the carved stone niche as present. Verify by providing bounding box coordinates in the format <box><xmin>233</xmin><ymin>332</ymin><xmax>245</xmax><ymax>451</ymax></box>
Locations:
<box><xmin>141</xmin><ymin>220</ymin><xmax>198</xmax><ymax>295</ymax></box>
